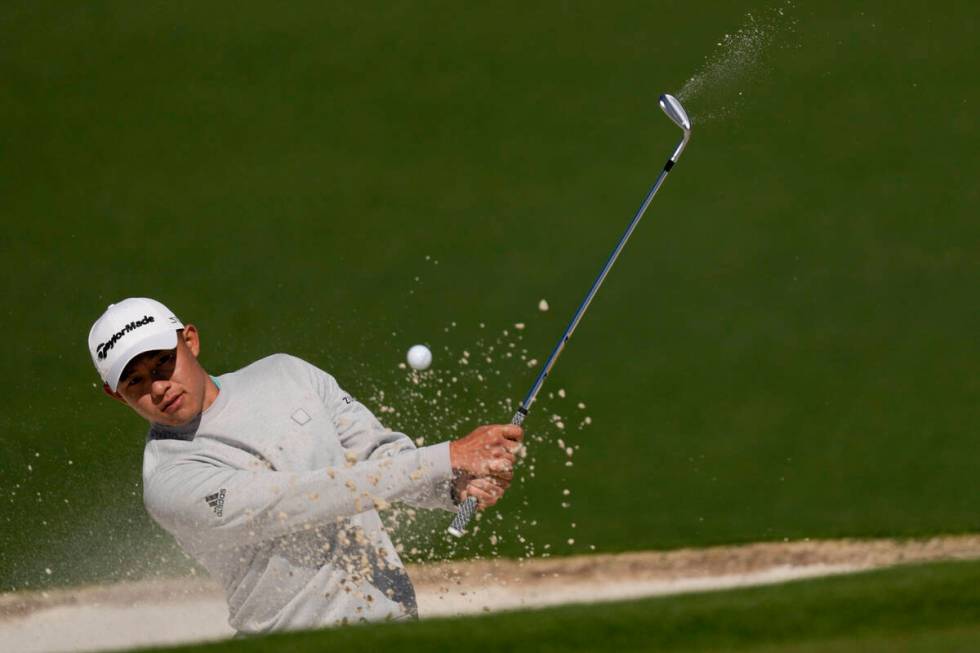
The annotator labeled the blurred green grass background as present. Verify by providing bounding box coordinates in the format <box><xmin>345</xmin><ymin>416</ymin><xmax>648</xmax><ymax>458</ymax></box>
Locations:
<box><xmin>1</xmin><ymin>1</ymin><xmax>977</xmax><ymax>589</ymax></box>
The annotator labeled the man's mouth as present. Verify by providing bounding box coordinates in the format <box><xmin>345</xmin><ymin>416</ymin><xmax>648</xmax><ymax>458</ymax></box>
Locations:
<box><xmin>162</xmin><ymin>393</ymin><xmax>184</xmax><ymax>414</ymax></box>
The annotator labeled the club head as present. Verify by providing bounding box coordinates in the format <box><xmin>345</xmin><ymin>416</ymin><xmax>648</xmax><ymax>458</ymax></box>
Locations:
<box><xmin>659</xmin><ymin>93</ymin><xmax>692</xmax><ymax>164</ymax></box>
<box><xmin>659</xmin><ymin>94</ymin><xmax>691</xmax><ymax>132</ymax></box>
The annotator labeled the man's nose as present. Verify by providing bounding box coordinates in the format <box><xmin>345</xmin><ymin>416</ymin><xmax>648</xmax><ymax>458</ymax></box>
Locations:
<box><xmin>151</xmin><ymin>379</ymin><xmax>172</xmax><ymax>401</ymax></box>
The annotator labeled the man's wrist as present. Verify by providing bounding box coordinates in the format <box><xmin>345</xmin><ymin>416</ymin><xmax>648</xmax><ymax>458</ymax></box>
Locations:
<box><xmin>448</xmin><ymin>439</ymin><xmax>459</xmax><ymax>469</ymax></box>
<box><xmin>450</xmin><ymin>468</ymin><xmax>468</xmax><ymax>506</ymax></box>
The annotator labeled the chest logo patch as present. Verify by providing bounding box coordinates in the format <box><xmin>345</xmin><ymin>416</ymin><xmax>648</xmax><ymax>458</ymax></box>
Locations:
<box><xmin>291</xmin><ymin>408</ymin><xmax>312</xmax><ymax>426</ymax></box>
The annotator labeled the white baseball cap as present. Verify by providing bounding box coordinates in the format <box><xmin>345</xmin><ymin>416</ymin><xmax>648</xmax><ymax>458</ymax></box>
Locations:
<box><xmin>88</xmin><ymin>298</ymin><xmax>184</xmax><ymax>391</ymax></box>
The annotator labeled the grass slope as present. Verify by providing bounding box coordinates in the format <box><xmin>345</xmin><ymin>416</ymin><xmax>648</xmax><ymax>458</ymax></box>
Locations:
<box><xmin>1</xmin><ymin>0</ymin><xmax>978</xmax><ymax>588</ymax></box>
<box><xmin>129</xmin><ymin>560</ymin><xmax>980</xmax><ymax>652</ymax></box>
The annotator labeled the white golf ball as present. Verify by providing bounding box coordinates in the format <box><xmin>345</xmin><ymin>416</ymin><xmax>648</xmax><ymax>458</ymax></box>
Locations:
<box><xmin>407</xmin><ymin>344</ymin><xmax>432</xmax><ymax>371</ymax></box>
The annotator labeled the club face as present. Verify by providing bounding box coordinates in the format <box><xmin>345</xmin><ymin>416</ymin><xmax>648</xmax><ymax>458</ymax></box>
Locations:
<box><xmin>659</xmin><ymin>94</ymin><xmax>691</xmax><ymax>132</ymax></box>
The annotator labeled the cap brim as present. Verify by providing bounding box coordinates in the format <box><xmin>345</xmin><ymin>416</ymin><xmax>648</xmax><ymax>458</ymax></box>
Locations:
<box><xmin>106</xmin><ymin>329</ymin><xmax>179</xmax><ymax>391</ymax></box>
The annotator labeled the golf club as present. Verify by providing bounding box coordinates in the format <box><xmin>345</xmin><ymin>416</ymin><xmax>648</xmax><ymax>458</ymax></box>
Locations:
<box><xmin>448</xmin><ymin>93</ymin><xmax>693</xmax><ymax>537</ymax></box>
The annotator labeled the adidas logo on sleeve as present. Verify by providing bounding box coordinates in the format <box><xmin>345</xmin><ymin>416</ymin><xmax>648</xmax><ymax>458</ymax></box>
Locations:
<box><xmin>205</xmin><ymin>489</ymin><xmax>226</xmax><ymax>517</ymax></box>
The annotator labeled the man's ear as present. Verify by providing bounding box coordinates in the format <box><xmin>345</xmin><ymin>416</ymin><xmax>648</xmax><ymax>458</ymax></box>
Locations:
<box><xmin>181</xmin><ymin>324</ymin><xmax>201</xmax><ymax>358</ymax></box>
<box><xmin>102</xmin><ymin>383</ymin><xmax>127</xmax><ymax>405</ymax></box>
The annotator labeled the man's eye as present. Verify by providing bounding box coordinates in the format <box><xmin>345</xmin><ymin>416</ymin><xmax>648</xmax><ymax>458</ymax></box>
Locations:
<box><xmin>159</xmin><ymin>353</ymin><xmax>172</xmax><ymax>365</ymax></box>
<box><xmin>128</xmin><ymin>376</ymin><xmax>142</xmax><ymax>387</ymax></box>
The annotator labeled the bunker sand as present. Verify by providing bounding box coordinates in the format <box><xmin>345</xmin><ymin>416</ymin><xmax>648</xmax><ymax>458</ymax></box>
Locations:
<box><xmin>2</xmin><ymin>535</ymin><xmax>979</xmax><ymax>653</ymax></box>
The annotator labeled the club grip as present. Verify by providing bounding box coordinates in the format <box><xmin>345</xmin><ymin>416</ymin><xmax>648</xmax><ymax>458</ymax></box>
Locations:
<box><xmin>446</xmin><ymin>408</ymin><xmax>527</xmax><ymax>538</ymax></box>
<box><xmin>447</xmin><ymin>496</ymin><xmax>478</xmax><ymax>537</ymax></box>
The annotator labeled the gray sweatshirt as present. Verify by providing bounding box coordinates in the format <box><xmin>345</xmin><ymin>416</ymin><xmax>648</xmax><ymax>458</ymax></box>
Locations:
<box><xmin>142</xmin><ymin>354</ymin><xmax>455</xmax><ymax>633</ymax></box>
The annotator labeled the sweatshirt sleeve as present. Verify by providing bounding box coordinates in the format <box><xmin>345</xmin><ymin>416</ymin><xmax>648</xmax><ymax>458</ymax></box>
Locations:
<box><xmin>144</xmin><ymin>440</ymin><xmax>452</xmax><ymax>552</ymax></box>
<box><xmin>305</xmin><ymin>358</ymin><xmax>456</xmax><ymax>511</ymax></box>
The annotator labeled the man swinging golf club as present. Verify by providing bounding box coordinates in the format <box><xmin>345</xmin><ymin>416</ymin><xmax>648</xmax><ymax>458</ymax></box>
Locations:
<box><xmin>88</xmin><ymin>297</ymin><xmax>522</xmax><ymax>634</ymax></box>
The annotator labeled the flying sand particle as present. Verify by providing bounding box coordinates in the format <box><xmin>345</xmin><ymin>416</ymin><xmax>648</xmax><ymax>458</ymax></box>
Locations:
<box><xmin>676</xmin><ymin>2</ymin><xmax>796</xmax><ymax>124</ymax></box>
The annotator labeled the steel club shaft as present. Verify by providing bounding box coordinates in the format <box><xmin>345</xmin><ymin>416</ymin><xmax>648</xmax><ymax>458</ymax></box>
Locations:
<box><xmin>447</xmin><ymin>94</ymin><xmax>693</xmax><ymax>537</ymax></box>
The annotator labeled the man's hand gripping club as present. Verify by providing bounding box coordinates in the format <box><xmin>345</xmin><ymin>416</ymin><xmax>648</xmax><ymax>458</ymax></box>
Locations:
<box><xmin>449</xmin><ymin>424</ymin><xmax>524</xmax><ymax>510</ymax></box>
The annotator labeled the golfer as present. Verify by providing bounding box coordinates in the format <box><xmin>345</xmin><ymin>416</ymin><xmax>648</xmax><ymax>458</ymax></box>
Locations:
<box><xmin>88</xmin><ymin>297</ymin><xmax>521</xmax><ymax>634</ymax></box>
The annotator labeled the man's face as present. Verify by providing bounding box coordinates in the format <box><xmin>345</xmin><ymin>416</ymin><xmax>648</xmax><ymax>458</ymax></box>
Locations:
<box><xmin>107</xmin><ymin>326</ymin><xmax>212</xmax><ymax>426</ymax></box>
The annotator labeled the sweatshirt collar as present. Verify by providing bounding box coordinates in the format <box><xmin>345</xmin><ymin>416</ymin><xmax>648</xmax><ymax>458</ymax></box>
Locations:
<box><xmin>148</xmin><ymin>373</ymin><xmax>228</xmax><ymax>441</ymax></box>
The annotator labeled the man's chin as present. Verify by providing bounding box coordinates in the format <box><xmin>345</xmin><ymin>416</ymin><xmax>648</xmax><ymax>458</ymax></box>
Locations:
<box><xmin>154</xmin><ymin>407</ymin><xmax>198</xmax><ymax>427</ymax></box>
